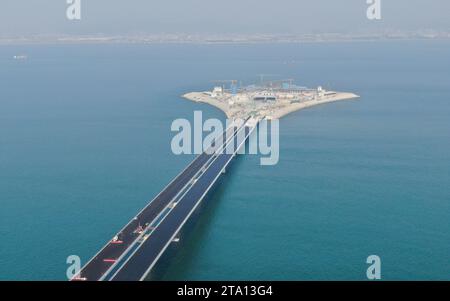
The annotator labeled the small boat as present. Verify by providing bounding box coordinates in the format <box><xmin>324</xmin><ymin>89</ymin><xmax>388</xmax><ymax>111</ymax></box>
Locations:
<box><xmin>13</xmin><ymin>55</ymin><xmax>28</xmax><ymax>60</ymax></box>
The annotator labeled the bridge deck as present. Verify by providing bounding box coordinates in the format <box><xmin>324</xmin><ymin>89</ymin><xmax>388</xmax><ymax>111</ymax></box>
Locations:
<box><xmin>110</xmin><ymin>125</ymin><xmax>253</xmax><ymax>280</ymax></box>
<box><xmin>73</xmin><ymin>120</ymin><xmax>252</xmax><ymax>281</ymax></box>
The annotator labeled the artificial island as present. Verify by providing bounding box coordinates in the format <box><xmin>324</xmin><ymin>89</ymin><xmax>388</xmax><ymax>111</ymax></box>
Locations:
<box><xmin>183</xmin><ymin>79</ymin><xmax>359</xmax><ymax>120</ymax></box>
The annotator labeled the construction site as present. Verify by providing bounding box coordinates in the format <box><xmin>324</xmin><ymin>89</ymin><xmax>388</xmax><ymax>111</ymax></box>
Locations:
<box><xmin>183</xmin><ymin>77</ymin><xmax>360</xmax><ymax>120</ymax></box>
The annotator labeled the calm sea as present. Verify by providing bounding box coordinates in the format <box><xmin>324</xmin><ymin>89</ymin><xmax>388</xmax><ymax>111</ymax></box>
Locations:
<box><xmin>0</xmin><ymin>41</ymin><xmax>449</xmax><ymax>280</ymax></box>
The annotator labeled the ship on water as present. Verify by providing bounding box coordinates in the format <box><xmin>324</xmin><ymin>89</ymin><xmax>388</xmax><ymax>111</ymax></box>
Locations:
<box><xmin>13</xmin><ymin>55</ymin><xmax>28</xmax><ymax>60</ymax></box>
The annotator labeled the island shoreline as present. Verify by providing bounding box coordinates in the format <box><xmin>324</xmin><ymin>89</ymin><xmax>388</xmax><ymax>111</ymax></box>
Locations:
<box><xmin>182</xmin><ymin>91</ymin><xmax>359</xmax><ymax>120</ymax></box>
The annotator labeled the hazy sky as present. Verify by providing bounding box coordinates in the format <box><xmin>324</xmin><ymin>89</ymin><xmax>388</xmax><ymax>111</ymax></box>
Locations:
<box><xmin>1</xmin><ymin>0</ymin><xmax>449</xmax><ymax>36</ymax></box>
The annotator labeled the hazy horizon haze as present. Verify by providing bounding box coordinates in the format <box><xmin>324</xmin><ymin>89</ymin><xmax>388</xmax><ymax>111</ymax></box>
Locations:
<box><xmin>1</xmin><ymin>0</ymin><xmax>450</xmax><ymax>36</ymax></box>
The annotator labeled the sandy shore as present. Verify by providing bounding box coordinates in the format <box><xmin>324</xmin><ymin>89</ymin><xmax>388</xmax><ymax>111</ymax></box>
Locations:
<box><xmin>182</xmin><ymin>92</ymin><xmax>233</xmax><ymax>117</ymax></box>
<box><xmin>182</xmin><ymin>91</ymin><xmax>359</xmax><ymax>120</ymax></box>
<box><xmin>268</xmin><ymin>92</ymin><xmax>359</xmax><ymax>119</ymax></box>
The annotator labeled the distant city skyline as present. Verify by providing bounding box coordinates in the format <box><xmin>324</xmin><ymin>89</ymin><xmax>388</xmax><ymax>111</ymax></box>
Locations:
<box><xmin>1</xmin><ymin>0</ymin><xmax>449</xmax><ymax>37</ymax></box>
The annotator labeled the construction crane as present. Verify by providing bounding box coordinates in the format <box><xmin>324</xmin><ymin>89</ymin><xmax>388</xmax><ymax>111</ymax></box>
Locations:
<box><xmin>211</xmin><ymin>80</ymin><xmax>238</xmax><ymax>95</ymax></box>
<box><xmin>267</xmin><ymin>78</ymin><xmax>295</xmax><ymax>89</ymax></box>
<box><xmin>257</xmin><ymin>74</ymin><xmax>279</xmax><ymax>85</ymax></box>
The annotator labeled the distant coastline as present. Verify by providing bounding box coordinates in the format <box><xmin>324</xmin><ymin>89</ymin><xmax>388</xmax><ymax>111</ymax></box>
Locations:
<box><xmin>1</xmin><ymin>31</ymin><xmax>450</xmax><ymax>45</ymax></box>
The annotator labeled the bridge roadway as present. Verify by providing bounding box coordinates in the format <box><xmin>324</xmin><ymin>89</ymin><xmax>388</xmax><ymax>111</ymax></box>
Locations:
<box><xmin>73</xmin><ymin>119</ymin><xmax>251</xmax><ymax>281</ymax></box>
<box><xmin>110</xmin><ymin>124</ymin><xmax>254</xmax><ymax>280</ymax></box>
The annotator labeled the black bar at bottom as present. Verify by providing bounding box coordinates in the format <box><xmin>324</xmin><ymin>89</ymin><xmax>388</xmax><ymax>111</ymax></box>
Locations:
<box><xmin>1</xmin><ymin>281</ymin><xmax>448</xmax><ymax>299</ymax></box>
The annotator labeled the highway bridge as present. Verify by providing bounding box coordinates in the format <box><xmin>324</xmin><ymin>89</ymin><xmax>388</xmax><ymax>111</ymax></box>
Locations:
<box><xmin>72</xmin><ymin>117</ymin><xmax>258</xmax><ymax>281</ymax></box>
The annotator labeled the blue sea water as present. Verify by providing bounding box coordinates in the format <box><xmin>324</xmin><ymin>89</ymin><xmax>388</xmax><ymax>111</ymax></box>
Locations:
<box><xmin>0</xmin><ymin>41</ymin><xmax>449</xmax><ymax>280</ymax></box>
